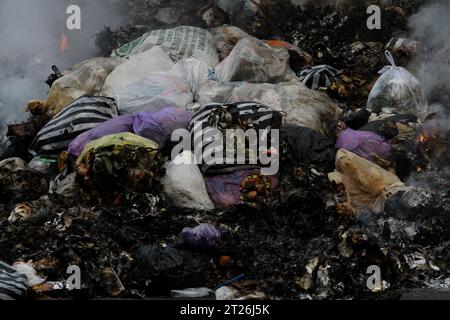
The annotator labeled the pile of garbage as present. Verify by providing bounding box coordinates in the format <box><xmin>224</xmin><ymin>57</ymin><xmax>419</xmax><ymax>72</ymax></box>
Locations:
<box><xmin>0</xmin><ymin>0</ymin><xmax>449</xmax><ymax>300</ymax></box>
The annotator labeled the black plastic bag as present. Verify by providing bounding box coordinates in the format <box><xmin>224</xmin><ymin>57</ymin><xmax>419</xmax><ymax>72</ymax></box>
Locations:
<box><xmin>280</xmin><ymin>124</ymin><xmax>337</xmax><ymax>173</ymax></box>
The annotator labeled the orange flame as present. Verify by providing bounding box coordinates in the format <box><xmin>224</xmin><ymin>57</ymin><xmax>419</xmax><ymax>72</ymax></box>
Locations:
<box><xmin>419</xmin><ymin>133</ymin><xmax>428</xmax><ymax>144</ymax></box>
<box><xmin>59</xmin><ymin>33</ymin><xmax>69</xmax><ymax>54</ymax></box>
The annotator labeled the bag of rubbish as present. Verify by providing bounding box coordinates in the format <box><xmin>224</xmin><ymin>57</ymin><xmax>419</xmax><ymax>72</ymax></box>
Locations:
<box><xmin>115</xmin><ymin>73</ymin><xmax>192</xmax><ymax>115</ymax></box>
<box><xmin>112</xmin><ymin>26</ymin><xmax>219</xmax><ymax>67</ymax></box>
<box><xmin>197</xmin><ymin>81</ymin><xmax>342</xmax><ymax>138</ymax></box>
<box><xmin>265</xmin><ymin>40</ymin><xmax>313</xmax><ymax>73</ymax></box>
<box><xmin>336</xmin><ymin>129</ymin><xmax>393</xmax><ymax>162</ymax></box>
<box><xmin>30</xmin><ymin>57</ymin><xmax>123</xmax><ymax>117</ymax></box>
<box><xmin>366</xmin><ymin>51</ymin><xmax>428</xmax><ymax>117</ymax></box>
<box><xmin>133</xmin><ymin>107</ymin><xmax>193</xmax><ymax>147</ymax></box>
<box><xmin>189</xmin><ymin>102</ymin><xmax>283</xmax><ymax>175</ymax></box>
<box><xmin>0</xmin><ymin>158</ymin><xmax>49</xmax><ymax>202</ymax></box>
<box><xmin>76</xmin><ymin>133</ymin><xmax>162</xmax><ymax>193</ymax></box>
<box><xmin>0</xmin><ymin>261</ymin><xmax>28</xmax><ymax>300</ymax></box>
<box><xmin>204</xmin><ymin>169</ymin><xmax>279</xmax><ymax>209</ymax></box>
<box><xmin>135</xmin><ymin>244</ymin><xmax>210</xmax><ymax>293</ymax></box>
<box><xmin>68</xmin><ymin>113</ymin><xmax>135</xmax><ymax>158</ymax></box>
<box><xmin>30</xmin><ymin>96</ymin><xmax>118</xmax><ymax>158</ymax></box>
<box><xmin>162</xmin><ymin>151</ymin><xmax>214</xmax><ymax>211</ymax></box>
<box><xmin>169</xmin><ymin>58</ymin><xmax>217</xmax><ymax>101</ymax></box>
<box><xmin>101</xmin><ymin>46</ymin><xmax>174</xmax><ymax>97</ymax></box>
<box><xmin>280</xmin><ymin>125</ymin><xmax>336</xmax><ymax>172</ymax></box>
<box><xmin>181</xmin><ymin>223</ymin><xmax>230</xmax><ymax>251</ymax></box>
<box><xmin>298</xmin><ymin>65</ymin><xmax>339</xmax><ymax>91</ymax></box>
<box><xmin>328</xmin><ymin>149</ymin><xmax>405</xmax><ymax>214</ymax></box>
<box><xmin>215</xmin><ymin>38</ymin><xmax>293</xmax><ymax>83</ymax></box>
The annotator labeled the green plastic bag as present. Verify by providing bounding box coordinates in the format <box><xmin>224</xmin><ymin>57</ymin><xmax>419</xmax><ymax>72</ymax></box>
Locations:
<box><xmin>77</xmin><ymin>133</ymin><xmax>163</xmax><ymax>193</ymax></box>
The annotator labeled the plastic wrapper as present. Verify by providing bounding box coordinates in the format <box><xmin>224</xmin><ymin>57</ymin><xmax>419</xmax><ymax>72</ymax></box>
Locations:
<box><xmin>181</xmin><ymin>223</ymin><xmax>230</xmax><ymax>251</ymax></box>
<box><xmin>28</xmin><ymin>157</ymin><xmax>58</xmax><ymax>176</ymax></box>
<box><xmin>76</xmin><ymin>133</ymin><xmax>162</xmax><ymax>193</ymax></box>
<box><xmin>367</xmin><ymin>51</ymin><xmax>428</xmax><ymax>117</ymax></box>
<box><xmin>162</xmin><ymin>152</ymin><xmax>214</xmax><ymax>211</ymax></box>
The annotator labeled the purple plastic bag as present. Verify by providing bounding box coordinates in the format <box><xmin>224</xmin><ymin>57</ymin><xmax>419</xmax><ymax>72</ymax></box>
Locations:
<box><xmin>68</xmin><ymin>107</ymin><xmax>193</xmax><ymax>157</ymax></box>
<box><xmin>181</xmin><ymin>223</ymin><xmax>230</xmax><ymax>251</ymax></box>
<box><xmin>68</xmin><ymin>114</ymin><xmax>135</xmax><ymax>157</ymax></box>
<box><xmin>336</xmin><ymin>128</ymin><xmax>393</xmax><ymax>161</ymax></box>
<box><xmin>204</xmin><ymin>170</ymin><xmax>279</xmax><ymax>209</ymax></box>
<box><xmin>132</xmin><ymin>107</ymin><xmax>193</xmax><ymax>146</ymax></box>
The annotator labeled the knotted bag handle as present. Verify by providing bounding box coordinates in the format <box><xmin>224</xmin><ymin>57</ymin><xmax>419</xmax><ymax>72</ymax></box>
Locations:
<box><xmin>385</xmin><ymin>50</ymin><xmax>397</xmax><ymax>67</ymax></box>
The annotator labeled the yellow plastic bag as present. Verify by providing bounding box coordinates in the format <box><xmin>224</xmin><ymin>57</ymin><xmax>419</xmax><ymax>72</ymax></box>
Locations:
<box><xmin>328</xmin><ymin>149</ymin><xmax>405</xmax><ymax>214</ymax></box>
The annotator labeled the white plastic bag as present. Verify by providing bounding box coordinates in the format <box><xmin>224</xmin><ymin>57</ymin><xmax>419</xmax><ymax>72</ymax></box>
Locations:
<box><xmin>171</xmin><ymin>287</ymin><xmax>212</xmax><ymax>298</ymax></box>
<box><xmin>215</xmin><ymin>38</ymin><xmax>293</xmax><ymax>83</ymax></box>
<box><xmin>162</xmin><ymin>151</ymin><xmax>215</xmax><ymax>211</ymax></box>
<box><xmin>101</xmin><ymin>47</ymin><xmax>174</xmax><ymax>97</ymax></box>
<box><xmin>115</xmin><ymin>72</ymin><xmax>193</xmax><ymax>114</ymax></box>
<box><xmin>367</xmin><ymin>51</ymin><xmax>428</xmax><ymax>117</ymax></box>
<box><xmin>112</xmin><ymin>26</ymin><xmax>219</xmax><ymax>67</ymax></box>
<box><xmin>115</xmin><ymin>58</ymin><xmax>214</xmax><ymax>114</ymax></box>
<box><xmin>170</xmin><ymin>58</ymin><xmax>216</xmax><ymax>102</ymax></box>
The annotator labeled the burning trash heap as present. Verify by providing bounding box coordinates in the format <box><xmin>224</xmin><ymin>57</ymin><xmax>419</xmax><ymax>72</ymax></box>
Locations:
<box><xmin>0</xmin><ymin>0</ymin><xmax>449</xmax><ymax>300</ymax></box>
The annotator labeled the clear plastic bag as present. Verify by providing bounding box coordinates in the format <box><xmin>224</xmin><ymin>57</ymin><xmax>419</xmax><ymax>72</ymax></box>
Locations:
<box><xmin>197</xmin><ymin>81</ymin><xmax>342</xmax><ymax>138</ymax></box>
<box><xmin>43</xmin><ymin>57</ymin><xmax>124</xmax><ymax>116</ymax></box>
<box><xmin>367</xmin><ymin>51</ymin><xmax>428</xmax><ymax>117</ymax></box>
<box><xmin>215</xmin><ymin>38</ymin><xmax>294</xmax><ymax>83</ymax></box>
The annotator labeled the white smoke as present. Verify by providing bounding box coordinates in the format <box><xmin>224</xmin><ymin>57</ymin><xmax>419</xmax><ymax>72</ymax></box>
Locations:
<box><xmin>407</xmin><ymin>1</ymin><xmax>450</xmax><ymax>103</ymax></box>
<box><xmin>0</xmin><ymin>0</ymin><xmax>127</xmax><ymax>132</ymax></box>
